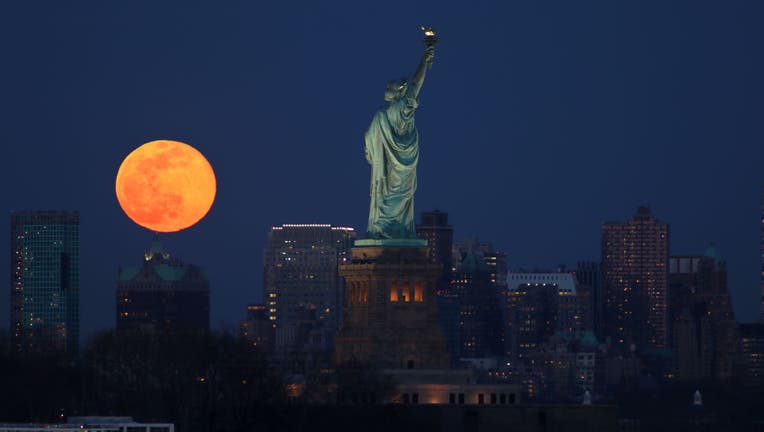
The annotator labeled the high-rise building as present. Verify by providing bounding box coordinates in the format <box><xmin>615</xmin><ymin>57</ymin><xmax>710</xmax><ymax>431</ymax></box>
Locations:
<box><xmin>450</xmin><ymin>239</ymin><xmax>506</xmax><ymax>358</ymax></box>
<box><xmin>264</xmin><ymin>224</ymin><xmax>355</xmax><ymax>342</ymax></box>
<box><xmin>760</xmin><ymin>185</ymin><xmax>764</xmax><ymax>323</ymax></box>
<box><xmin>416</xmin><ymin>211</ymin><xmax>459</xmax><ymax>363</ymax></box>
<box><xmin>416</xmin><ymin>210</ymin><xmax>454</xmax><ymax>294</ymax></box>
<box><xmin>739</xmin><ymin>323</ymin><xmax>764</xmax><ymax>390</ymax></box>
<box><xmin>668</xmin><ymin>247</ymin><xmax>737</xmax><ymax>381</ymax></box>
<box><xmin>10</xmin><ymin>211</ymin><xmax>79</xmax><ymax>356</ymax></box>
<box><xmin>116</xmin><ymin>237</ymin><xmax>209</xmax><ymax>332</ymax></box>
<box><xmin>574</xmin><ymin>261</ymin><xmax>602</xmax><ymax>337</ymax></box>
<box><xmin>601</xmin><ymin>206</ymin><xmax>669</xmax><ymax>351</ymax></box>
<box><xmin>240</xmin><ymin>304</ymin><xmax>275</xmax><ymax>353</ymax></box>
<box><xmin>505</xmin><ymin>272</ymin><xmax>582</xmax><ymax>358</ymax></box>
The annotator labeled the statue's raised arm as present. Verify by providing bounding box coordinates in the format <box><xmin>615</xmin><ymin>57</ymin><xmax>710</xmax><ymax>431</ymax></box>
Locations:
<box><xmin>410</xmin><ymin>46</ymin><xmax>435</xmax><ymax>99</ymax></box>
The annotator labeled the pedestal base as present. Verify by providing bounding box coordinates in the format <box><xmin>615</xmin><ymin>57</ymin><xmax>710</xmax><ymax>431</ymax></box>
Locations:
<box><xmin>334</xmin><ymin>246</ymin><xmax>449</xmax><ymax>369</ymax></box>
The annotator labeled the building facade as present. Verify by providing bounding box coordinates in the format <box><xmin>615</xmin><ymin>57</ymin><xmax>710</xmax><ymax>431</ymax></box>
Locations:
<box><xmin>668</xmin><ymin>248</ymin><xmax>737</xmax><ymax>381</ymax></box>
<box><xmin>116</xmin><ymin>237</ymin><xmax>209</xmax><ymax>332</ymax></box>
<box><xmin>761</xmin><ymin>185</ymin><xmax>764</xmax><ymax>322</ymax></box>
<box><xmin>264</xmin><ymin>224</ymin><xmax>355</xmax><ymax>345</ymax></box>
<box><xmin>415</xmin><ymin>210</ymin><xmax>454</xmax><ymax>294</ymax></box>
<box><xmin>601</xmin><ymin>206</ymin><xmax>669</xmax><ymax>352</ymax></box>
<box><xmin>240</xmin><ymin>304</ymin><xmax>275</xmax><ymax>353</ymax></box>
<box><xmin>450</xmin><ymin>239</ymin><xmax>506</xmax><ymax>359</ymax></box>
<box><xmin>574</xmin><ymin>261</ymin><xmax>602</xmax><ymax>337</ymax></box>
<box><xmin>10</xmin><ymin>211</ymin><xmax>79</xmax><ymax>356</ymax></box>
<box><xmin>739</xmin><ymin>323</ymin><xmax>764</xmax><ymax>390</ymax></box>
<box><xmin>505</xmin><ymin>272</ymin><xmax>582</xmax><ymax>358</ymax></box>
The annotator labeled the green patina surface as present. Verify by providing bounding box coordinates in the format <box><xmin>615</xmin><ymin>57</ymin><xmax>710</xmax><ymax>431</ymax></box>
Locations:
<box><xmin>354</xmin><ymin>238</ymin><xmax>427</xmax><ymax>248</ymax></box>
<box><xmin>364</xmin><ymin>45</ymin><xmax>434</xmax><ymax>241</ymax></box>
<box><xmin>118</xmin><ymin>266</ymin><xmax>141</xmax><ymax>281</ymax></box>
<box><xmin>118</xmin><ymin>264</ymin><xmax>188</xmax><ymax>282</ymax></box>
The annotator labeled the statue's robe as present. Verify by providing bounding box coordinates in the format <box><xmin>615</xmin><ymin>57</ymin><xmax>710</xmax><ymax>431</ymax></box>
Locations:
<box><xmin>365</xmin><ymin>91</ymin><xmax>420</xmax><ymax>239</ymax></box>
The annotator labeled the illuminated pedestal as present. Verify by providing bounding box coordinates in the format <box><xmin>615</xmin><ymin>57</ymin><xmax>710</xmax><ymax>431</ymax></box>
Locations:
<box><xmin>334</xmin><ymin>245</ymin><xmax>449</xmax><ymax>369</ymax></box>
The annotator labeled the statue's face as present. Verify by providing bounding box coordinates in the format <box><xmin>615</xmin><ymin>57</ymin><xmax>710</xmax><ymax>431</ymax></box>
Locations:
<box><xmin>384</xmin><ymin>80</ymin><xmax>407</xmax><ymax>102</ymax></box>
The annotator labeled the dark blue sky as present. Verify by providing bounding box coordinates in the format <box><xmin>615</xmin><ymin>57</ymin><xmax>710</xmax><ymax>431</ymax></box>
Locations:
<box><xmin>2</xmin><ymin>1</ymin><xmax>763</xmax><ymax>341</ymax></box>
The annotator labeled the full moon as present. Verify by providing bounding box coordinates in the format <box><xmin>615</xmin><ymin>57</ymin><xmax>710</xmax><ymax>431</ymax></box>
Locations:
<box><xmin>116</xmin><ymin>140</ymin><xmax>217</xmax><ymax>232</ymax></box>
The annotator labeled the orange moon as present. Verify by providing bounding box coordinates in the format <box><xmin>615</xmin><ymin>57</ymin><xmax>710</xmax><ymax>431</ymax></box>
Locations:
<box><xmin>116</xmin><ymin>140</ymin><xmax>216</xmax><ymax>232</ymax></box>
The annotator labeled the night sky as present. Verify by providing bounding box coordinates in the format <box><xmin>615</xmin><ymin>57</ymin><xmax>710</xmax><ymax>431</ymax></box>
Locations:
<box><xmin>1</xmin><ymin>1</ymin><xmax>763</xmax><ymax>342</ymax></box>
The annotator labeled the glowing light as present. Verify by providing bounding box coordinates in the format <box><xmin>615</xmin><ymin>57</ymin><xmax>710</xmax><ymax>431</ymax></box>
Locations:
<box><xmin>115</xmin><ymin>140</ymin><xmax>216</xmax><ymax>232</ymax></box>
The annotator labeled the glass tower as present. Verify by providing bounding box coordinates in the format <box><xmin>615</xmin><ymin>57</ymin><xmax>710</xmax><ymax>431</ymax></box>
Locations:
<box><xmin>10</xmin><ymin>211</ymin><xmax>79</xmax><ymax>356</ymax></box>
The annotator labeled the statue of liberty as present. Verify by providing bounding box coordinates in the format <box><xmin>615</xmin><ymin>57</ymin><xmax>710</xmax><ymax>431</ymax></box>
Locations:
<box><xmin>364</xmin><ymin>35</ymin><xmax>436</xmax><ymax>240</ymax></box>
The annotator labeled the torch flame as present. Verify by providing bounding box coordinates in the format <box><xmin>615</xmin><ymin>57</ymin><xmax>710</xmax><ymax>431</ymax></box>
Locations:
<box><xmin>421</xmin><ymin>26</ymin><xmax>436</xmax><ymax>37</ymax></box>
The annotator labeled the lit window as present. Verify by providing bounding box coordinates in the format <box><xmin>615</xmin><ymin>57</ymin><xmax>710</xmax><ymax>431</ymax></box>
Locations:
<box><xmin>390</xmin><ymin>280</ymin><xmax>399</xmax><ymax>302</ymax></box>
<box><xmin>402</xmin><ymin>281</ymin><xmax>410</xmax><ymax>302</ymax></box>
<box><xmin>414</xmin><ymin>281</ymin><xmax>423</xmax><ymax>302</ymax></box>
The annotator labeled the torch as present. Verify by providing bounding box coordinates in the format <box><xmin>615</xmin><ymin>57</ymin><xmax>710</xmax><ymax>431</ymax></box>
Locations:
<box><xmin>421</xmin><ymin>26</ymin><xmax>437</xmax><ymax>69</ymax></box>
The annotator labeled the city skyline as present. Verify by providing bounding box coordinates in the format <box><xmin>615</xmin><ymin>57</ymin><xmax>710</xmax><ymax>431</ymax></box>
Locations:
<box><xmin>1</xmin><ymin>1</ymin><xmax>763</xmax><ymax>341</ymax></box>
<box><xmin>5</xmin><ymin>202</ymin><xmax>761</xmax><ymax>342</ymax></box>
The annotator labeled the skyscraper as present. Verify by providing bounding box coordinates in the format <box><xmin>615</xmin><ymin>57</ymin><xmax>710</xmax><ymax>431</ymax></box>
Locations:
<box><xmin>668</xmin><ymin>247</ymin><xmax>737</xmax><ymax>380</ymax></box>
<box><xmin>601</xmin><ymin>206</ymin><xmax>669</xmax><ymax>351</ymax></box>
<box><xmin>264</xmin><ymin>224</ymin><xmax>355</xmax><ymax>341</ymax></box>
<box><xmin>416</xmin><ymin>211</ymin><xmax>459</xmax><ymax>362</ymax></box>
<box><xmin>415</xmin><ymin>210</ymin><xmax>454</xmax><ymax>294</ymax></box>
<box><xmin>739</xmin><ymin>323</ymin><xmax>764</xmax><ymax>390</ymax></box>
<box><xmin>574</xmin><ymin>261</ymin><xmax>602</xmax><ymax>337</ymax></box>
<box><xmin>116</xmin><ymin>237</ymin><xmax>209</xmax><ymax>332</ymax></box>
<box><xmin>450</xmin><ymin>239</ymin><xmax>506</xmax><ymax>358</ymax></box>
<box><xmin>760</xmin><ymin>184</ymin><xmax>764</xmax><ymax>323</ymax></box>
<box><xmin>505</xmin><ymin>272</ymin><xmax>583</xmax><ymax>358</ymax></box>
<box><xmin>10</xmin><ymin>211</ymin><xmax>79</xmax><ymax>356</ymax></box>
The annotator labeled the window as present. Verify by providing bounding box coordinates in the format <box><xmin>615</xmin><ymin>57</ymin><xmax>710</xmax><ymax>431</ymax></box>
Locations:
<box><xmin>402</xmin><ymin>280</ymin><xmax>410</xmax><ymax>302</ymax></box>
<box><xmin>414</xmin><ymin>281</ymin><xmax>423</xmax><ymax>302</ymax></box>
<box><xmin>390</xmin><ymin>280</ymin><xmax>399</xmax><ymax>302</ymax></box>
<box><xmin>500</xmin><ymin>393</ymin><xmax>506</xmax><ymax>404</ymax></box>
<box><xmin>407</xmin><ymin>359</ymin><xmax>415</xmax><ymax>369</ymax></box>
<box><xmin>403</xmin><ymin>393</ymin><xmax>410</xmax><ymax>404</ymax></box>
<box><xmin>478</xmin><ymin>393</ymin><xmax>484</xmax><ymax>404</ymax></box>
<box><xmin>412</xmin><ymin>393</ymin><xmax>419</xmax><ymax>404</ymax></box>
<box><xmin>449</xmin><ymin>393</ymin><xmax>456</xmax><ymax>404</ymax></box>
<box><xmin>490</xmin><ymin>393</ymin><xmax>497</xmax><ymax>404</ymax></box>
<box><xmin>509</xmin><ymin>393</ymin><xmax>516</xmax><ymax>404</ymax></box>
<box><xmin>458</xmin><ymin>393</ymin><xmax>465</xmax><ymax>404</ymax></box>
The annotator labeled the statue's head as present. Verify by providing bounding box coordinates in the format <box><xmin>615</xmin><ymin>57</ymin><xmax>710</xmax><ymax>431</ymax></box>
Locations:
<box><xmin>384</xmin><ymin>78</ymin><xmax>408</xmax><ymax>102</ymax></box>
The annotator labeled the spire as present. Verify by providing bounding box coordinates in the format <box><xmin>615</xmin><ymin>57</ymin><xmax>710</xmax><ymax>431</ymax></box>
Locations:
<box><xmin>145</xmin><ymin>234</ymin><xmax>170</xmax><ymax>261</ymax></box>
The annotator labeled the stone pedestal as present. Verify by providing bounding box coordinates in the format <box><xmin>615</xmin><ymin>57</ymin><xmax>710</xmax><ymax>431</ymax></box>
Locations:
<box><xmin>334</xmin><ymin>245</ymin><xmax>450</xmax><ymax>369</ymax></box>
